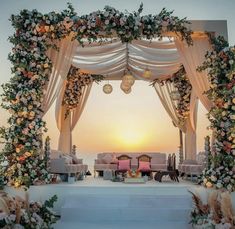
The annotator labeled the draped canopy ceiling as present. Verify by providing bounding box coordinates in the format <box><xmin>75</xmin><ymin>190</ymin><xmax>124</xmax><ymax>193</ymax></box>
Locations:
<box><xmin>72</xmin><ymin>38</ymin><xmax>181</xmax><ymax>81</ymax></box>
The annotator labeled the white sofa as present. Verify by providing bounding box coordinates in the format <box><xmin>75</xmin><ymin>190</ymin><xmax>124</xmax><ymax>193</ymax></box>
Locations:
<box><xmin>178</xmin><ymin>152</ymin><xmax>206</xmax><ymax>180</ymax></box>
<box><xmin>94</xmin><ymin>152</ymin><xmax>167</xmax><ymax>176</ymax></box>
<box><xmin>49</xmin><ymin>150</ymin><xmax>88</xmax><ymax>179</ymax></box>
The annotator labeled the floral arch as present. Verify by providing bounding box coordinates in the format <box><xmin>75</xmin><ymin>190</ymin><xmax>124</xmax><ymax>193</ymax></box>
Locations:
<box><xmin>0</xmin><ymin>3</ymin><xmax>234</xmax><ymax>191</ymax></box>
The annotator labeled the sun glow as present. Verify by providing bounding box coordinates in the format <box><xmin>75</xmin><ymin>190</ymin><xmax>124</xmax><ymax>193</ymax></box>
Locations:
<box><xmin>116</xmin><ymin>128</ymin><xmax>148</xmax><ymax>150</ymax></box>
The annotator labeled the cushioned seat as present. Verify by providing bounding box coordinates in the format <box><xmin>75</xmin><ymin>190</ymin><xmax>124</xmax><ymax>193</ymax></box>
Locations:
<box><xmin>178</xmin><ymin>157</ymin><xmax>205</xmax><ymax>180</ymax></box>
<box><xmin>49</xmin><ymin>150</ymin><xmax>88</xmax><ymax>181</ymax></box>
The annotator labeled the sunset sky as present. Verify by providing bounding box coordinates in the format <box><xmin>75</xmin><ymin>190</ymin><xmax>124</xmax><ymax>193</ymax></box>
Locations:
<box><xmin>0</xmin><ymin>0</ymin><xmax>234</xmax><ymax>160</ymax></box>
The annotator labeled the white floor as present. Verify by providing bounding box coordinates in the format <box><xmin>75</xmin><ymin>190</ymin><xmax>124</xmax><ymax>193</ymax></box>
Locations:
<box><xmin>6</xmin><ymin>177</ymin><xmax>200</xmax><ymax>229</ymax></box>
<box><xmin>53</xmin><ymin>177</ymin><xmax>194</xmax><ymax>229</ymax></box>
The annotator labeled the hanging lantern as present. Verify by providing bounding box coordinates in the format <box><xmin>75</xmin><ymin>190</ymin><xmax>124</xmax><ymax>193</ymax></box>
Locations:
<box><xmin>103</xmin><ymin>83</ymin><xmax>113</xmax><ymax>94</ymax></box>
<box><xmin>170</xmin><ymin>90</ymin><xmax>181</xmax><ymax>101</ymax></box>
<box><xmin>122</xmin><ymin>71</ymin><xmax>135</xmax><ymax>86</ymax></box>
<box><xmin>124</xmin><ymin>87</ymin><xmax>132</xmax><ymax>94</ymax></box>
<box><xmin>120</xmin><ymin>81</ymin><xmax>131</xmax><ymax>92</ymax></box>
<box><xmin>143</xmin><ymin>67</ymin><xmax>151</xmax><ymax>79</ymax></box>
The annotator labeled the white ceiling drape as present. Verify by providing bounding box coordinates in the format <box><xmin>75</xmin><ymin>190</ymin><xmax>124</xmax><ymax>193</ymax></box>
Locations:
<box><xmin>72</xmin><ymin>38</ymin><xmax>182</xmax><ymax>80</ymax></box>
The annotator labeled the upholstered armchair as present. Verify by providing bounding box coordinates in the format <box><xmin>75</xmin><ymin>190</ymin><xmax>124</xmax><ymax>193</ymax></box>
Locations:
<box><xmin>178</xmin><ymin>159</ymin><xmax>204</xmax><ymax>180</ymax></box>
<box><xmin>136</xmin><ymin>154</ymin><xmax>152</xmax><ymax>178</ymax></box>
<box><xmin>116</xmin><ymin>154</ymin><xmax>132</xmax><ymax>175</ymax></box>
<box><xmin>49</xmin><ymin>150</ymin><xmax>88</xmax><ymax>181</ymax></box>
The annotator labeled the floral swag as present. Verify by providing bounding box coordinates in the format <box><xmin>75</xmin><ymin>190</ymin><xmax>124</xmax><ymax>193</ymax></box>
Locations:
<box><xmin>62</xmin><ymin>65</ymin><xmax>103</xmax><ymax>119</ymax></box>
<box><xmin>198</xmin><ymin>36</ymin><xmax>235</xmax><ymax>192</ymax></box>
<box><xmin>167</xmin><ymin>66</ymin><xmax>192</xmax><ymax>126</ymax></box>
<box><xmin>0</xmin><ymin>3</ymin><xmax>193</xmax><ymax>188</ymax></box>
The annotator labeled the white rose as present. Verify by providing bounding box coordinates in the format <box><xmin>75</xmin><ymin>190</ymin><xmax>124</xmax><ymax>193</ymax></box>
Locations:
<box><xmin>211</xmin><ymin>175</ymin><xmax>217</xmax><ymax>182</ymax></box>
<box><xmin>229</xmin><ymin>59</ymin><xmax>234</xmax><ymax>65</ymax></box>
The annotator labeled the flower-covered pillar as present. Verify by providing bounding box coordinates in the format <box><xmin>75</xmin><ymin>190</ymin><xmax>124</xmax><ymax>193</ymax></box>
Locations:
<box><xmin>198</xmin><ymin>36</ymin><xmax>235</xmax><ymax>192</ymax></box>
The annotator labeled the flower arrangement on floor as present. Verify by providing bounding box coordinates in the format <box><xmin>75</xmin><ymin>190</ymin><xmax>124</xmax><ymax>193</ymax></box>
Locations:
<box><xmin>190</xmin><ymin>190</ymin><xmax>235</xmax><ymax>229</ymax></box>
<box><xmin>0</xmin><ymin>3</ymin><xmax>193</xmax><ymax>189</ymax></box>
<box><xmin>127</xmin><ymin>169</ymin><xmax>141</xmax><ymax>178</ymax></box>
<box><xmin>0</xmin><ymin>192</ymin><xmax>58</xmax><ymax>228</ymax></box>
<box><xmin>62</xmin><ymin>65</ymin><xmax>103</xmax><ymax>118</ymax></box>
<box><xmin>197</xmin><ymin>35</ymin><xmax>235</xmax><ymax>192</ymax></box>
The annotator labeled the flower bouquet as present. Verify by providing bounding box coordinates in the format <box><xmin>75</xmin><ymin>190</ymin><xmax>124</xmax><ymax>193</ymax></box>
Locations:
<box><xmin>0</xmin><ymin>192</ymin><xmax>58</xmax><ymax>228</ymax></box>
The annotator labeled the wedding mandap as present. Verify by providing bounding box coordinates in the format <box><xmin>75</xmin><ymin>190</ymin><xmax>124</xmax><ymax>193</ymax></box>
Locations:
<box><xmin>0</xmin><ymin>3</ymin><xmax>234</xmax><ymax>229</ymax></box>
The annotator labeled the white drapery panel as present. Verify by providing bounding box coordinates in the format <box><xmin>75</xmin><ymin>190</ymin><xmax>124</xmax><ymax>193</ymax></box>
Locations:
<box><xmin>154</xmin><ymin>81</ymin><xmax>185</xmax><ymax>131</ymax></box>
<box><xmin>42</xmin><ymin>37</ymin><xmax>78</xmax><ymax>115</ymax></box>
<box><xmin>55</xmin><ymin>82</ymin><xmax>93</xmax><ymax>153</ymax></box>
<box><xmin>174</xmin><ymin>36</ymin><xmax>212</xmax><ymax>111</ymax></box>
<box><xmin>154</xmin><ymin>82</ymin><xmax>198</xmax><ymax>160</ymax></box>
<box><xmin>72</xmin><ymin>38</ymin><xmax>182</xmax><ymax>80</ymax></box>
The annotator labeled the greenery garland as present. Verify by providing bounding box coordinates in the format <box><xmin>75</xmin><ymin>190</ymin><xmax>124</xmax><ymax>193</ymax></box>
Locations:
<box><xmin>62</xmin><ymin>65</ymin><xmax>103</xmax><ymax>119</ymax></box>
<box><xmin>198</xmin><ymin>35</ymin><xmax>235</xmax><ymax>192</ymax></box>
<box><xmin>0</xmin><ymin>3</ymin><xmax>193</xmax><ymax>188</ymax></box>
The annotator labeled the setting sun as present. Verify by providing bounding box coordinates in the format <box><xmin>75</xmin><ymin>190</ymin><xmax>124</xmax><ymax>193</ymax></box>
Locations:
<box><xmin>116</xmin><ymin>128</ymin><xmax>147</xmax><ymax>150</ymax></box>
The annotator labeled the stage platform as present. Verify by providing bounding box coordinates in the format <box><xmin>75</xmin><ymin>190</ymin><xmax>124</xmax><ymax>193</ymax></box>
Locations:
<box><xmin>5</xmin><ymin>177</ymin><xmax>198</xmax><ymax>213</ymax></box>
<box><xmin>5</xmin><ymin>177</ymin><xmax>235</xmax><ymax>229</ymax></box>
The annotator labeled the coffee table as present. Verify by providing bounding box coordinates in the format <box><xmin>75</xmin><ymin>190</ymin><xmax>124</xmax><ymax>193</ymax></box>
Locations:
<box><xmin>124</xmin><ymin>177</ymin><xmax>146</xmax><ymax>184</ymax></box>
<box><xmin>154</xmin><ymin>170</ymin><xmax>179</xmax><ymax>182</ymax></box>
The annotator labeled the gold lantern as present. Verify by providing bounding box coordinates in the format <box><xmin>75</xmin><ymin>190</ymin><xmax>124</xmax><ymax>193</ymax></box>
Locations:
<box><xmin>143</xmin><ymin>67</ymin><xmax>151</xmax><ymax>79</ymax></box>
<box><xmin>103</xmin><ymin>83</ymin><xmax>113</xmax><ymax>94</ymax></box>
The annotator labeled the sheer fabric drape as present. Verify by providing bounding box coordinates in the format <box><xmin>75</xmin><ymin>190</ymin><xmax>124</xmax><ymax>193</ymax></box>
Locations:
<box><xmin>42</xmin><ymin>37</ymin><xmax>78</xmax><ymax>114</ymax></box>
<box><xmin>175</xmin><ymin>36</ymin><xmax>212</xmax><ymax>111</ymax></box>
<box><xmin>154</xmin><ymin>82</ymin><xmax>198</xmax><ymax>159</ymax></box>
<box><xmin>72</xmin><ymin>39</ymin><xmax>182</xmax><ymax>80</ymax></box>
<box><xmin>55</xmin><ymin>83</ymin><xmax>93</xmax><ymax>153</ymax></box>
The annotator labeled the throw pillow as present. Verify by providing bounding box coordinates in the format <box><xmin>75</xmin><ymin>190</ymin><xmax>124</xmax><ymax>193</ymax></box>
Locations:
<box><xmin>71</xmin><ymin>154</ymin><xmax>80</xmax><ymax>164</ymax></box>
<box><xmin>102</xmin><ymin>154</ymin><xmax>113</xmax><ymax>164</ymax></box>
<box><xmin>61</xmin><ymin>155</ymin><xmax>73</xmax><ymax>164</ymax></box>
<box><xmin>118</xmin><ymin>159</ymin><xmax>130</xmax><ymax>170</ymax></box>
<box><xmin>138</xmin><ymin>161</ymin><xmax>151</xmax><ymax>171</ymax></box>
<box><xmin>111</xmin><ymin>154</ymin><xmax>118</xmax><ymax>164</ymax></box>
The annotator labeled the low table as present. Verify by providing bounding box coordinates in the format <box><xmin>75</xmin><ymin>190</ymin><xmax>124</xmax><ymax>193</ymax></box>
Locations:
<box><xmin>124</xmin><ymin>177</ymin><xmax>146</xmax><ymax>184</ymax></box>
<box><xmin>154</xmin><ymin>170</ymin><xmax>179</xmax><ymax>182</ymax></box>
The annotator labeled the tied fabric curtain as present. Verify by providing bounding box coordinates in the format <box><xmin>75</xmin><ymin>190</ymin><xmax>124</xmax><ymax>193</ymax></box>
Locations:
<box><xmin>42</xmin><ymin>36</ymin><xmax>78</xmax><ymax>115</ymax></box>
<box><xmin>55</xmin><ymin>82</ymin><xmax>93</xmax><ymax>153</ymax></box>
<box><xmin>154</xmin><ymin>82</ymin><xmax>198</xmax><ymax>160</ymax></box>
<box><xmin>174</xmin><ymin>36</ymin><xmax>212</xmax><ymax>111</ymax></box>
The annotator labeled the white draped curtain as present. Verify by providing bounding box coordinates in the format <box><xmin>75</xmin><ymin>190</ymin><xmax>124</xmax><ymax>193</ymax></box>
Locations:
<box><xmin>72</xmin><ymin>38</ymin><xmax>182</xmax><ymax>80</ymax></box>
<box><xmin>55</xmin><ymin>82</ymin><xmax>93</xmax><ymax>153</ymax></box>
<box><xmin>42</xmin><ymin>36</ymin><xmax>78</xmax><ymax>114</ymax></box>
<box><xmin>175</xmin><ymin>36</ymin><xmax>213</xmax><ymax>111</ymax></box>
<box><xmin>154</xmin><ymin>82</ymin><xmax>198</xmax><ymax>160</ymax></box>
